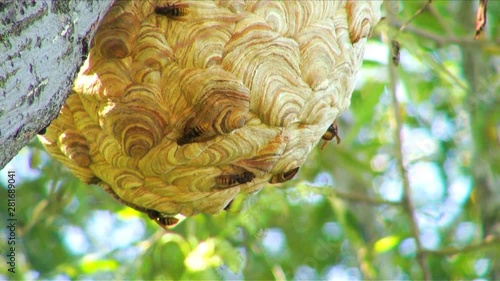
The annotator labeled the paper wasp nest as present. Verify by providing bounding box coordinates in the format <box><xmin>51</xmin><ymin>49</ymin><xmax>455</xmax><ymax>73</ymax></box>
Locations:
<box><xmin>40</xmin><ymin>0</ymin><xmax>381</xmax><ymax>224</ymax></box>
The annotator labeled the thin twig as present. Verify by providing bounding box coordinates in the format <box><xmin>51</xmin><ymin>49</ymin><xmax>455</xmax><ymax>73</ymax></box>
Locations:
<box><xmin>426</xmin><ymin>52</ymin><xmax>470</xmax><ymax>93</ymax></box>
<box><xmin>399</xmin><ymin>0</ymin><xmax>433</xmax><ymax>32</ymax></box>
<box><xmin>427</xmin><ymin>4</ymin><xmax>453</xmax><ymax>35</ymax></box>
<box><xmin>423</xmin><ymin>236</ymin><xmax>500</xmax><ymax>256</ymax></box>
<box><xmin>303</xmin><ymin>184</ymin><xmax>401</xmax><ymax>206</ymax></box>
<box><xmin>331</xmin><ymin>189</ymin><xmax>401</xmax><ymax>206</ymax></box>
<box><xmin>392</xmin><ymin>19</ymin><xmax>500</xmax><ymax>46</ymax></box>
<box><xmin>386</xmin><ymin>26</ymin><xmax>432</xmax><ymax>281</ymax></box>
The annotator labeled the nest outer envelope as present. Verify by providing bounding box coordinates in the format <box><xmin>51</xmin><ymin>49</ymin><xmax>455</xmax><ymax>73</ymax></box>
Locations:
<box><xmin>39</xmin><ymin>0</ymin><xmax>382</xmax><ymax>218</ymax></box>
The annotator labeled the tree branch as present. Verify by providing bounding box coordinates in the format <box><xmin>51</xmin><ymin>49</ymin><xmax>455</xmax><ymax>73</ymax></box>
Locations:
<box><xmin>398</xmin><ymin>0</ymin><xmax>433</xmax><ymax>32</ymax></box>
<box><xmin>386</xmin><ymin>19</ymin><xmax>432</xmax><ymax>281</ymax></box>
<box><xmin>423</xmin><ymin>236</ymin><xmax>500</xmax><ymax>256</ymax></box>
<box><xmin>391</xmin><ymin>19</ymin><xmax>500</xmax><ymax>47</ymax></box>
<box><xmin>0</xmin><ymin>1</ymin><xmax>113</xmax><ymax>168</ymax></box>
<box><xmin>304</xmin><ymin>185</ymin><xmax>401</xmax><ymax>206</ymax></box>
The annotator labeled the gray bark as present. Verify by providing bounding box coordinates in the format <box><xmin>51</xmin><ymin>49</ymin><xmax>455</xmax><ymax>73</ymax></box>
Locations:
<box><xmin>0</xmin><ymin>0</ymin><xmax>113</xmax><ymax>168</ymax></box>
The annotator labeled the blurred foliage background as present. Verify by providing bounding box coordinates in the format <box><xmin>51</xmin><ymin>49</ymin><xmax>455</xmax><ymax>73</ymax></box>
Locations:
<box><xmin>1</xmin><ymin>1</ymin><xmax>500</xmax><ymax>280</ymax></box>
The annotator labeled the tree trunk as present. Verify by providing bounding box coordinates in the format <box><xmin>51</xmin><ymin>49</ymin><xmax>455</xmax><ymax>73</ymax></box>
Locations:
<box><xmin>0</xmin><ymin>0</ymin><xmax>113</xmax><ymax>168</ymax></box>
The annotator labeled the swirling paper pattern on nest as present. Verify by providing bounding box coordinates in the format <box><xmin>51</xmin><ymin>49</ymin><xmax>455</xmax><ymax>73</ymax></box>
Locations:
<box><xmin>40</xmin><ymin>0</ymin><xmax>382</xmax><ymax>223</ymax></box>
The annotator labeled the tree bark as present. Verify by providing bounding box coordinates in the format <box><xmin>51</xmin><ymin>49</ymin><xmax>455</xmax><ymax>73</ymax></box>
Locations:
<box><xmin>0</xmin><ymin>0</ymin><xmax>113</xmax><ymax>168</ymax></box>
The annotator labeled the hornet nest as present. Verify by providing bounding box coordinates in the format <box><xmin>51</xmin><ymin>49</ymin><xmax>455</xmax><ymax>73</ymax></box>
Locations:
<box><xmin>39</xmin><ymin>0</ymin><xmax>382</xmax><ymax>226</ymax></box>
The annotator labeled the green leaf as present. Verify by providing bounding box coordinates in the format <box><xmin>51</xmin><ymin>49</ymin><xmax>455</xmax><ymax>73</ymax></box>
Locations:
<box><xmin>373</xmin><ymin>235</ymin><xmax>401</xmax><ymax>253</ymax></box>
<box><xmin>79</xmin><ymin>258</ymin><xmax>119</xmax><ymax>274</ymax></box>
